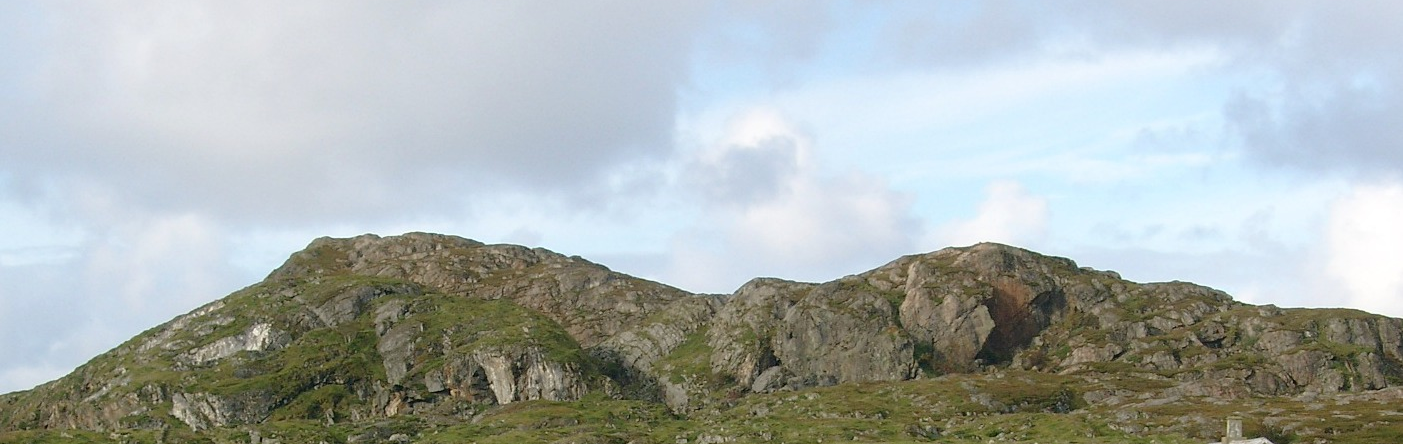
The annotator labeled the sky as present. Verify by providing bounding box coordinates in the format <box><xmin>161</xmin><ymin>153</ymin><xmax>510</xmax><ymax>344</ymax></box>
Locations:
<box><xmin>2</xmin><ymin>1</ymin><xmax>1403</xmax><ymax>394</ymax></box>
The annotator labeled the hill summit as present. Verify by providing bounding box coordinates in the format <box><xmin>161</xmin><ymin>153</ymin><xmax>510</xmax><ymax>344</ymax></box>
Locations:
<box><xmin>3</xmin><ymin>232</ymin><xmax>1402</xmax><ymax>443</ymax></box>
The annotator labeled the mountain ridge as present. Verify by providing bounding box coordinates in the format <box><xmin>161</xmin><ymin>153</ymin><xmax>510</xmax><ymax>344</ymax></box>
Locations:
<box><xmin>3</xmin><ymin>232</ymin><xmax>1401</xmax><ymax>443</ymax></box>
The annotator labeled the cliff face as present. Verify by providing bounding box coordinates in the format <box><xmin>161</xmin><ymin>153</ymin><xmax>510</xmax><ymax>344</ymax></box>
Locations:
<box><xmin>859</xmin><ymin>244</ymin><xmax>1403</xmax><ymax>396</ymax></box>
<box><xmin>2</xmin><ymin>233</ymin><xmax>1401</xmax><ymax>443</ymax></box>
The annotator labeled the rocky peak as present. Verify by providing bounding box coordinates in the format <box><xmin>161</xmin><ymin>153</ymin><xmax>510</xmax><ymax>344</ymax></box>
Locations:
<box><xmin>267</xmin><ymin>233</ymin><xmax>556</xmax><ymax>291</ymax></box>
<box><xmin>862</xmin><ymin>243</ymin><xmax>1080</xmax><ymax>371</ymax></box>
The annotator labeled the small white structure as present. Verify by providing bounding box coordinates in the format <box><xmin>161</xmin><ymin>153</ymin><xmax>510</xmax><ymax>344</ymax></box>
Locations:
<box><xmin>1211</xmin><ymin>417</ymin><xmax>1274</xmax><ymax>444</ymax></box>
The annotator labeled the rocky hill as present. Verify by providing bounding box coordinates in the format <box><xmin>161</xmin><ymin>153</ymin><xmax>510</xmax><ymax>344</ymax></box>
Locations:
<box><xmin>2</xmin><ymin>232</ymin><xmax>1401</xmax><ymax>443</ymax></box>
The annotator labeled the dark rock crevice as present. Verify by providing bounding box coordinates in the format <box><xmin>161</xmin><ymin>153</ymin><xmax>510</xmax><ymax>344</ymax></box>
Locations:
<box><xmin>977</xmin><ymin>279</ymin><xmax>1066</xmax><ymax>365</ymax></box>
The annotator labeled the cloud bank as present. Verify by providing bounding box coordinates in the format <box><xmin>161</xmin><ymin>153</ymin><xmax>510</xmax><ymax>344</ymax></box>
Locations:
<box><xmin>1</xmin><ymin>1</ymin><xmax>704</xmax><ymax>224</ymax></box>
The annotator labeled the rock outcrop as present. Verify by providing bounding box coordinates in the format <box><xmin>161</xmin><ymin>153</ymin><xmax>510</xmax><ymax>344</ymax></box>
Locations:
<box><xmin>3</xmin><ymin>233</ymin><xmax>1402</xmax><ymax>443</ymax></box>
<box><xmin>708</xmin><ymin>277</ymin><xmax>916</xmax><ymax>392</ymax></box>
<box><xmin>178</xmin><ymin>323</ymin><xmax>291</xmax><ymax>366</ymax></box>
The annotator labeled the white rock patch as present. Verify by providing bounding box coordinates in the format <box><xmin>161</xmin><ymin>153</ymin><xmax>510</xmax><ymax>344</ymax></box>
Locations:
<box><xmin>180</xmin><ymin>323</ymin><xmax>290</xmax><ymax>365</ymax></box>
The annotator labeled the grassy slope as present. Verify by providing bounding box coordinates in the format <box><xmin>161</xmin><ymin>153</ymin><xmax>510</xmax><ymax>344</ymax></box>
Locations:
<box><xmin>17</xmin><ymin>368</ymin><xmax>1400</xmax><ymax>443</ymax></box>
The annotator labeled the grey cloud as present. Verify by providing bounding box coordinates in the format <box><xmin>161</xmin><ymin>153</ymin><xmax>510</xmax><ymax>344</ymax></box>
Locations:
<box><xmin>0</xmin><ymin>2</ymin><xmax>704</xmax><ymax>225</ymax></box>
<box><xmin>686</xmin><ymin>137</ymin><xmax>801</xmax><ymax>207</ymax></box>
<box><xmin>1087</xmin><ymin>3</ymin><xmax>1403</xmax><ymax>177</ymax></box>
<box><xmin>706</xmin><ymin>0</ymin><xmax>836</xmax><ymax>78</ymax></box>
<box><xmin>1229</xmin><ymin>82</ymin><xmax>1403</xmax><ymax>178</ymax></box>
<box><xmin>884</xmin><ymin>2</ymin><xmax>1309</xmax><ymax>69</ymax></box>
<box><xmin>1178</xmin><ymin>2</ymin><xmax>1403</xmax><ymax>177</ymax></box>
<box><xmin>883</xmin><ymin>1</ymin><xmax>1403</xmax><ymax>176</ymax></box>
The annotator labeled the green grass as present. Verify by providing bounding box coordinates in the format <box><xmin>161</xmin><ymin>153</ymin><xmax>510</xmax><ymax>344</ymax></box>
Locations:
<box><xmin>406</xmin><ymin>295</ymin><xmax>592</xmax><ymax>371</ymax></box>
<box><xmin>215</xmin><ymin>419</ymin><xmax>351</xmax><ymax>443</ymax></box>
<box><xmin>658</xmin><ymin>327</ymin><xmax>714</xmax><ymax>384</ymax></box>
<box><xmin>1211</xmin><ymin>351</ymin><xmax>1269</xmax><ymax>370</ymax></box>
<box><xmin>0</xmin><ymin>426</ymin><xmax>219</xmax><ymax>444</ymax></box>
<box><xmin>15</xmin><ymin>365</ymin><xmax>1403</xmax><ymax>444</ymax></box>
<box><xmin>416</xmin><ymin>393</ymin><xmax>678</xmax><ymax>443</ymax></box>
<box><xmin>0</xmin><ymin>430</ymin><xmax>122</xmax><ymax>444</ymax></box>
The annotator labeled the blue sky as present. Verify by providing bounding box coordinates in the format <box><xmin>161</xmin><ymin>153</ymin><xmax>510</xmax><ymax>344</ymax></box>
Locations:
<box><xmin>3</xmin><ymin>1</ymin><xmax>1403</xmax><ymax>394</ymax></box>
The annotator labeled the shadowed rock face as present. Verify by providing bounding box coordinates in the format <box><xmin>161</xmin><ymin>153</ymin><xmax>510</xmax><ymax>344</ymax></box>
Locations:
<box><xmin>3</xmin><ymin>233</ymin><xmax>1402</xmax><ymax>436</ymax></box>
<box><xmin>884</xmin><ymin>244</ymin><xmax>1074</xmax><ymax>372</ymax></box>
<box><xmin>980</xmin><ymin>277</ymin><xmax>1066</xmax><ymax>364</ymax></box>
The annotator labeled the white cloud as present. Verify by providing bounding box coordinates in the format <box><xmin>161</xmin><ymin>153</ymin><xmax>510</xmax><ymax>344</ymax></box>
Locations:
<box><xmin>666</xmin><ymin>109</ymin><xmax>920</xmax><ymax>292</ymax></box>
<box><xmin>933</xmin><ymin>181</ymin><xmax>1049</xmax><ymax>248</ymax></box>
<box><xmin>729</xmin><ymin>171</ymin><xmax>915</xmax><ymax>265</ymax></box>
<box><xmin>1325</xmin><ymin>181</ymin><xmax>1403</xmax><ymax>317</ymax></box>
